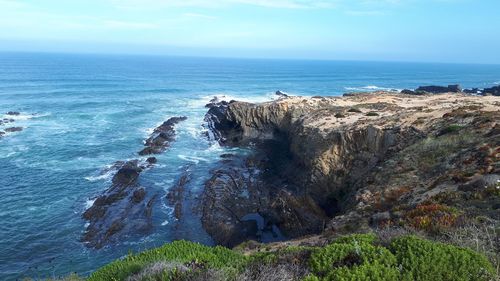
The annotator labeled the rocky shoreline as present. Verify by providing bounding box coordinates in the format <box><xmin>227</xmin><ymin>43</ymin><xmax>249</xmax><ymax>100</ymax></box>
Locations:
<box><xmin>82</xmin><ymin>116</ymin><xmax>187</xmax><ymax>249</ymax></box>
<box><xmin>399</xmin><ymin>84</ymin><xmax>500</xmax><ymax>96</ymax></box>
<box><xmin>80</xmin><ymin>87</ymin><xmax>499</xmax><ymax>250</ymax></box>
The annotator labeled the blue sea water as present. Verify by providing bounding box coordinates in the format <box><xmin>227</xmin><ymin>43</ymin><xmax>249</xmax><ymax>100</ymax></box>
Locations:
<box><xmin>0</xmin><ymin>52</ymin><xmax>499</xmax><ymax>280</ymax></box>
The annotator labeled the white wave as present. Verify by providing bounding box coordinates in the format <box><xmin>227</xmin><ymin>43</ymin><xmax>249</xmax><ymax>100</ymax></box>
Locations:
<box><xmin>178</xmin><ymin>154</ymin><xmax>209</xmax><ymax>164</ymax></box>
<box><xmin>0</xmin><ymin>151</ymin><xmax>17</xmax><ymax>158</ymax></box>
<box><xmin>188</xmin><ymin>92</ymin><xmax>275</xmax><ymax>109</ymax></box>
<box><xmin>84</xmin><ymin>169</ymin><xmax>115</xmax><ymax>182</ymax></box>
<box><xmin>183</xmin><ymin>124</ymin><xmax>203</xmax><ymax>139</ymax></box>
<box><xmin>85</xmin><ymin>198</ymin><xmax>96</xmax><ymax>209</ymax></box>
<box><xmin>205</xmin><ymin>142</ymin><xmax>223</xmax><ymax>152</ymax></box>
<box><xmin>344</xmin><ymin>85</ymin><xmax>400</xmax><ymax>92</ymax></box>
<box><xmin>2</xmin><ymin>112</ymin><xmax>50</xmax><ymax>121</ymax></box>
<box><xmin>494</xmin><ymin>81</ymin><xmax>500</xmax><ymax>85</ymax></box>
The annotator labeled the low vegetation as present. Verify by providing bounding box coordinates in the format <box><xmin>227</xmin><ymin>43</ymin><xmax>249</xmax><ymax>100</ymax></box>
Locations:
<box><xmin>83</xmin><ymin>233</ymin><xmax>496</xmax><ymax>281</ymax></box>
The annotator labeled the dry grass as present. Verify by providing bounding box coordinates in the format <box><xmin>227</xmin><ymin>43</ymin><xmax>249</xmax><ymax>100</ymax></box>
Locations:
<box><xmin>441</xmin><ymin>223</ymin><xmax>500</xmax><ymax>278</ymax></box>
<box><xmin>238</xmin><ymin>263</ymin><xmax>308</xmax><ymax>281</ymax></box>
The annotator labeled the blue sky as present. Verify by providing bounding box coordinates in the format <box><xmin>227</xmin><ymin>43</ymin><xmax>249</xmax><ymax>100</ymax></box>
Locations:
<box><xmin>0</xmin><ymin>0</ymin><xmax>499</xmax><ymax>63</ymax></box>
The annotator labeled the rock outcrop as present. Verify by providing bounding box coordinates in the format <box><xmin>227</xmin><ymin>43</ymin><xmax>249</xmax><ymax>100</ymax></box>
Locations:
<box><xmin>401</xmin><ymin>84</ymin><xmax>500</xmax><ymax>96</ymax></box>
<box><xmin>82</xmin><ymin>160</ymin><xmax>158</xmax><ymax>249</ymax></box>
<box><xmin>82</xmin><ymin>116</ymin><xmax>187</xmax><ymax>248</ymax></box>
<box><xmin>138</xmin><ymin>116</ymin><xmax>187</xmax><ymax>156</ymax></box>
<box><xmin>415</xmin><ymin>85</ymin><xmax>462</xmax><ymax>94</ymax></box>
<box><xmin>204</xmin><ymin>92</ymin><xmax>500</xmax><ymax>243</ymax></box>
<box><xmin>483</xmin><ymin>85</ymin><xmax>500</xmax><ymax>96</ymax></box>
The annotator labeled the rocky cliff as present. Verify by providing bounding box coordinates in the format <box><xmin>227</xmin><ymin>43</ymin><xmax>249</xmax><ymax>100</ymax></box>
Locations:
<box><xmin>203</xmin><ymin>92</ymin><xmax>500</xmax><ymax>246</ymax></box>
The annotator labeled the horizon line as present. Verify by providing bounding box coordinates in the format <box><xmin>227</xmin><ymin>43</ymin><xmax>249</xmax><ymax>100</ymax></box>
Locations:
<box><xmin>2</xmin><ymin>50</ymin><xmax>500</xmax><ymax>67</ymax></box>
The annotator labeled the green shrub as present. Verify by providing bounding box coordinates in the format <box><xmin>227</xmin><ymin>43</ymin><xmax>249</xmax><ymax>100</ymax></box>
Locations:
<box><xmin>307</xmin><ymin>234</ymin><xmax>495</xmax><ymax>281</ymax></box>
<box><xmin>309</xmin><ymin>234</ymin><xmax>399</xmax><ymax>281</ymax></box>
<box><xmin>89</xmin><ymin>240</ymin><xmax>247</xmax><ymax>281</ymax></box>
<box><xmin>390</xmin><ymin>235</ymin><xmax>495</xmax><ymax>281</ymax></box>
<box><xmin>365</xmin><ymin>112</ymin><xmax>379</xmax><ymax>117</ymax></box>
<box><xmin>88</xmin><ymin>235</ymin><xmax>496</xmax><ymax>281</ymax></box>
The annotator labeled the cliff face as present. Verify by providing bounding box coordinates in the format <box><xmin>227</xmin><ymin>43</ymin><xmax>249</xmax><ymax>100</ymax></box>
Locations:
<box><xmin>204</xmin><ymin>93</ymin><xmax>500</xmax><ymax>245</ymax></box>
<box><xmin>206</xmin><ymin>95</ymin><xmax>425</xmax><ymax>207</ymax></box>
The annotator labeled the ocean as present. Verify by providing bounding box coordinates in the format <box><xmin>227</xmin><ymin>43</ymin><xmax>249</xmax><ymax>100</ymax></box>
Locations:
<box><xmin>0</xmin><ymin>52</ymin><xmax>499</xmax><ymax>280</ymax></box>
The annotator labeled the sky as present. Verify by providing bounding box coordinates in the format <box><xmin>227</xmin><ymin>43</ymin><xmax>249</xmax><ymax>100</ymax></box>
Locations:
<box><xmin>0</xmin><ymin>0</ymin><xmax>499</xmax><ymax>63</ymax></box>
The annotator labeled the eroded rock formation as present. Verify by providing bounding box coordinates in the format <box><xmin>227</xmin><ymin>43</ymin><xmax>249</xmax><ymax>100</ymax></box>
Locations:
<box><xmin>203</xmin><ymin>92</ymin><xmax>500</xmax><ymax>244</ymax></box>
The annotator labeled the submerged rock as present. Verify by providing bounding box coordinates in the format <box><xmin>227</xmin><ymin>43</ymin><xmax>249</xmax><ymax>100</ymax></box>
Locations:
<box><xmin>6</xmin><ymin>111</ymin><xmax>20</xmax><ymax>116</ymax></box>
<box><xmin>4</xmin><ymin>127</ymin><xmax>23</xmax><ymax>132</ymax></box>
<box><xmin>138</xmin><ymin>116</ymin><xmax>187</xmax><ymax>156</ymax></box>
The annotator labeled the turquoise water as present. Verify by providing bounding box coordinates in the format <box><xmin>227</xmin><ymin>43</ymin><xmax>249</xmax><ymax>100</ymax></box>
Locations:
<box><xmin>1</xmin><ymin>52</ymin><xmax>499</xmax><ymax>280</ymax></box>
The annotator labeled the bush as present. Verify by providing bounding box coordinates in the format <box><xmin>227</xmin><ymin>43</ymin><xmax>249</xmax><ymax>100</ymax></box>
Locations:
<box><xmin>309</xmin><ymin>234</ymin><xmax>399</xmax><ymax>281</ymax></box>
<box><xmin>89</xmin><ymin>240</ymin><xmax>247</xmax><ymax>281</ymax></box>
<box><xmin>88</xmin><ymin>235</ymin><xmax>496</xmax><ymax>281</ymax></box>
<box><xmin>390</xmin><ymin>235</ymin><xmax>495</xmax><ymax>281</ymax></box>
<box><xmin>365</xmin><ymin>112</ymin><xmax>379</xmax><ymax>117</ymax></box>
<box><xmin>307</xmin><ymin>234</ymin><xmax>495</xmax><ymax>281</ymax></box>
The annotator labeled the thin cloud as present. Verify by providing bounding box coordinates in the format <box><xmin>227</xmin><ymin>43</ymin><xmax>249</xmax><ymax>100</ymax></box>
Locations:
<box><xmin>111</xmin><ymin>0</ymin><xmax>337</xmax><ymax>9</ymax></box>
<box><xmin>183</xmin><ymin>13</ymin><xmax>217</xmax><ymax>20</ymax></box>
<box><xmin>103</xmin><ymin>20</ymin><xmax>159</xmax><ymax>30</ymax></box>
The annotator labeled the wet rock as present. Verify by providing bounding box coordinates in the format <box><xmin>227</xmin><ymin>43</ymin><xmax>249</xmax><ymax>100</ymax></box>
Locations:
<box><xmin>1</xmin><ymin>118</ymin><xmax>15</xmax><ymax>126</ymax></box>
<box><xmin>111</xmin><ymin>160</ymin><xmax>142</xmax><ymax>186</ymax></box>
<box><xmin>82</xmin><ymin>160</ymin><xmax>158</xmax><ymax>249</ymax></box>
<box><xmin>415</xmin><ymin>84</ymin><xmax>462</xmax><ymax>94</ymax></box>
<box><xmin>401</xmin><ymin>89</ymin><xmax>417</xmax><ymax>95</ymax></box>
<box><xmin>6</xmin><ymin>111</ymin><xmax>20</xmax><ymax>116</ymax></box>
<box><xmin>463</xmin><ymin>88</ymin><xmax>482</xmax><ymax>94</ymax></box>
<box><xmin>0</xmin><ymin>131</ymin><xmax>4</xmax><ymax>137</ymax></box>
<box><xmin>166</xmin><ymin>168</ymin><xmax>191</xmax><ymax>220</ymax></box>
<box><xmin>275</xmin><ymin>90</ymin><xmax>289</xmax><ymax>98</ymax></box>
<box><xmin>138</xmin><ymin>116</ymin><xmax>187</xmax><ymax>156</ymax></box>
<box><xmin>132</xmin><ymin>188</ymin><xmax>146</xmax><ymax>203</ymax></box>
<box><xmin>4</xmin><ymin>127</ymin><xmax>23</xmax><ymax>132</ymax></box>
<box><xmin>146</xmin><ymin>157</ymin><xmax>157</xmax><ymax>164</ymax></box>
<box><xmin>220</xmin><ymin>153</ymin><xmax>234</xmax><ymax>159</ymax></box>
<box><xmin>483</xmin><ymin>85</ymin><xmax>500</xmax><ymax>96</ymax></box>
